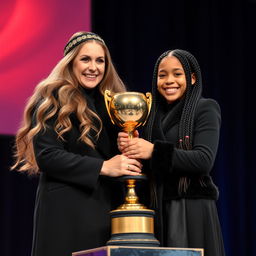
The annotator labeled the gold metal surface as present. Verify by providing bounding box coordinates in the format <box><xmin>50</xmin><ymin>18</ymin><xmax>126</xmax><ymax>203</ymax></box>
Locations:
<box><xmin>116</xmin><ymin>178</ymin><xmax>147</xmax><ymax>209</ymax></box>
<box><xmin>104</xmin><ymin>90</ymin><xmax>152</xmax><ymax>208</ymax></box>
<box><xmin>104</xmin><ymin>90</ymin><xmax>159</xmax><ymax>246</ymax></box>
<box><xmin>111</xmin><ymin>216</ymin><xmax>154</xmax><ymax>234</ymax></box>
<box><xmin>104</xmin><ymin>90</ymin><xmax>152</xmax><ymax>136</ymax></box>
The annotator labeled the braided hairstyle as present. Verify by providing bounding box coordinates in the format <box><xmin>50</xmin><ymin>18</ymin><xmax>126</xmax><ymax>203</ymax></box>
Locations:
<box><xmin>145</xmin><ymin>49</ymin><xmax>202</xmax><ymax>150</ymax></box>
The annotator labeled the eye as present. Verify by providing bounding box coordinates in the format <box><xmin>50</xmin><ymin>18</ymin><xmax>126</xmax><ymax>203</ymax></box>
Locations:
<box><xmin>158</xmin><ymin>73</ymin><xmax>166</xmax><ymax>78</ymax></box>
<box><xmin>96</xmin><ymin>57</ymin><xmax>105</xmax><ymax>64</ymax></box>
<box><xmin>174</xmin><ymin>72</ymin><xmax>183</xmax><ymax>77</ymax></box>
<box><xmin>81</xmin><ymin>56</ymin><xmax>90</xmax><ymax>62</ymax></box>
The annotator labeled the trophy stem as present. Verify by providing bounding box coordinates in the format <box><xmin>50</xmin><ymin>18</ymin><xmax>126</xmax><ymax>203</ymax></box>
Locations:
<box><xmin>125</xmin><ymin>179</ymin><xmax>138</xmax><ymax>204</ymax></box>
<box><xmin>117</xmin><ymin>177</ymin><xmax>146</xmax><ymax>210</ymax></box>
<box><xmin>128</xmin><ymin>131</ymin><xmax>133</xmax><ymax>139</ymax></box>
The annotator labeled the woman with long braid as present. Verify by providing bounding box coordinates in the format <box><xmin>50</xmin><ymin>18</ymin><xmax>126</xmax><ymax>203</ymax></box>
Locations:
<box><xmin>118</xmin><ymin>49</ymin><xmax>225</xmax><ymax>256</ymax></box>
<box><xmin>12</xmin><ymin>31</ymin><xmax>142</xmax><ymax>256</ymax></box>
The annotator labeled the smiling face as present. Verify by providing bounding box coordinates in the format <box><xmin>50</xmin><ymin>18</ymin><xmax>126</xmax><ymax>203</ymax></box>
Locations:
<box><xmin>157</xmin><ymin>55</ymin><xmax>187</xmax><ymax>104</ymax></box>
<box><xmin>72</xmin><ymin>41</ymin><xmax>105</xmax><ymax>89</ymax></box>
<box><xmin>157</xmin><ymin>55</ymin><xmax>195</xmax><ymax>104</ymax></box>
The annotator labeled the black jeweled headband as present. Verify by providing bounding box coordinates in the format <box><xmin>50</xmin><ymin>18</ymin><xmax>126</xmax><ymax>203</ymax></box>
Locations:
<box><xmin>63</xmin><ymin>32</ymin><xmax>105</xmax><ymax>56</ymax></box>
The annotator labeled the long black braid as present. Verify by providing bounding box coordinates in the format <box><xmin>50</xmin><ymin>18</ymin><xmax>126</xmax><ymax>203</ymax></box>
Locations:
<box><xmin>172</xmin><ymin>49</ymin><xmax>202</xmax><ymax>149</ymax></box>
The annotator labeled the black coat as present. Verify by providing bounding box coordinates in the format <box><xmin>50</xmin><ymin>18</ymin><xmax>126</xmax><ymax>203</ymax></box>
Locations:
<box><xmin>150</xmin><ymin>97</ymin><xmax>220</xmax><ymax>199</ymax></box>
<box><xmin>31</xmin><ymin>92</ymin><xmax>121</xmax><ymax>256</ymax></box>
<box><xmin>147</xmin><ymin>98</ymin><xmax>225</xmax><ymax>256</ymax></box>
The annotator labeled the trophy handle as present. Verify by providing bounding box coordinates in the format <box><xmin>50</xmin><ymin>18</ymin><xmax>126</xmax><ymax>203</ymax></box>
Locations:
<box><xmin>143</xmin><ymin>92</ymin><xmax>152</xmax><ymax>126</ymax></box>
<box><xmin>104</xmin><ymin>90</ymin><xmax>115</xmax><ymax>125</ymax></box>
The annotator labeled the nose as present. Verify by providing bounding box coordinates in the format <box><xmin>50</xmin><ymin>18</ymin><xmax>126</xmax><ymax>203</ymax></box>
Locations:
<box><xmin>166</xmin><ymin>75</ymin><xmax>174</xmax><ymax>85</ymax></box>
<box><xmin>88</xmin><ymin>61</ymin><xmax>96</xmax><ymax>71</ymax></box>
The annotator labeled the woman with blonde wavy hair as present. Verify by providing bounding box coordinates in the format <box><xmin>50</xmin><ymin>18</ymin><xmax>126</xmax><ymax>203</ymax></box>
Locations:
<box><xmin>12</xmin><ymin>31</ymin><xmax>142</xmax><ymax>256</ymax></box>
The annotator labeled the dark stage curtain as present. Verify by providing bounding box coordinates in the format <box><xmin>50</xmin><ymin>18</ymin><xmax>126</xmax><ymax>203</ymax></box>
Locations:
<box><xmin>92</xmin><ymin>1</ymin><xmax>256</xmax><ymax>255</ymax></box>
<box><xmin>0</xmin><ymin>135</ymin><xmax>38</xmax><ymax>256</ymax></box>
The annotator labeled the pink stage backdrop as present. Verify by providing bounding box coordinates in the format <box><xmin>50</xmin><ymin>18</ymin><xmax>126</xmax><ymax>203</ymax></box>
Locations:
<box><xmin>0</xmin><ymin>0</ymin><xmax>91</xmax><ymax>135</ymax></box>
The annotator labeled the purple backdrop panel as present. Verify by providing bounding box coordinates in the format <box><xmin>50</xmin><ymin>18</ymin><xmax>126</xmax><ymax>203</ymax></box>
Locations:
<box><xmin>0</xmin><ymin>0</ymin><xmax>91</xmax><ymax>135</ymax></box>
<box><xmin>72</xmin><ymin>246</ymin><xmax>203</xmax><ymax>256</ymax></box>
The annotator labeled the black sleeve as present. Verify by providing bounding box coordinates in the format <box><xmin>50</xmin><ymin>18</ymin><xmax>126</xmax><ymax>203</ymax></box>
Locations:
<box><xmin>33</xmin><ymin>115</ymin><xmax>104</xmax><ymax>191</ymax></box>
<box><xmin>150</xmin><ymin>99</ymin><xmax>221</xmax><ymax>176</ymax></box>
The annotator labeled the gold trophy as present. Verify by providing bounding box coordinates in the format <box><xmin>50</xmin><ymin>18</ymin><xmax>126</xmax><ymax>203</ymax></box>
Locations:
<box><xmin>104</xmin><ymin>90</ymin><xmax>159</xmax><ymax>247</ymax></box>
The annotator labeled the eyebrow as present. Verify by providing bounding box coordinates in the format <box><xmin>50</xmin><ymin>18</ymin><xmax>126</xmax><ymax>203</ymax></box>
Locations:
<box><xmin>158</xmin><ymin>68</ymin><xmax>183</xmax><ymax>72</ymax></box>
<box><xmin>79</xmin><ymin>55</ymin><xmax>105</xmax><ymax>58</ymax></box>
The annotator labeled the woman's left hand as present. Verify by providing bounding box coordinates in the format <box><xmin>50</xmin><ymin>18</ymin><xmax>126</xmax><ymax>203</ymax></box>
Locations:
<box><xmin>122</xmin><ymin>137</ymin><xmax>154</xmax><ymax>160</ymax></box>
<box><xmin>117</xmin><ymin>130</ymin><xmax>139</xmax><ymax>153</ymax></box>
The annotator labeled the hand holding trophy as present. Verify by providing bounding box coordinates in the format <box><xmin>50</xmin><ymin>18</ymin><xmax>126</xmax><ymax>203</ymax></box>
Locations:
<box><xmin>104</xmin><ymin>90</ymin><xmax>159</xmax><ymax>247</ymax></box>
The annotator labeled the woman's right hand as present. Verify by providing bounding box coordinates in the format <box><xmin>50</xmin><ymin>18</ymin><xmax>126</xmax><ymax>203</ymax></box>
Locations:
<box><xmin>100</xmin><ymin>154</ymin><xmax>142</xmax><ymax>177</ymax></box>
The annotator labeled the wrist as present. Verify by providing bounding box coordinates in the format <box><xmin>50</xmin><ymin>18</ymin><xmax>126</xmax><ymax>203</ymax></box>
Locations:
<box><xmin>100</xmin><ymin>161</ymin><xmax>108</xmax><ymax>176</ymax></box>
<box><xmin>149</xmin><ymin>143</ymin><xmax>154</xmax><ymax>158</ymax></box>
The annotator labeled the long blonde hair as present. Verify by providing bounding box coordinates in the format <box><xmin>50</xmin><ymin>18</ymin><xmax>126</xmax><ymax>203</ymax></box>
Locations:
<box><xmin>12</xmin><ymin>31</ymin><xmax>126</xmax><ymax>175</ymax></box>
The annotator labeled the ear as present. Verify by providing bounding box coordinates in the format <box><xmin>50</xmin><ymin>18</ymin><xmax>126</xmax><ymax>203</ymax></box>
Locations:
<box><xmin>191</xmin><ymin>73</ymin><xmax>196</xmax><ymax>85</ymax></box>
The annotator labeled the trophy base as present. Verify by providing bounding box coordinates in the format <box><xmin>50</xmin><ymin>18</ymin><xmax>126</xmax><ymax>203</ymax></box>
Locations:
<box><xmin>107</xmin><ymin>209</ymin><xmax>159</xmax><ymax>247</ymax></box>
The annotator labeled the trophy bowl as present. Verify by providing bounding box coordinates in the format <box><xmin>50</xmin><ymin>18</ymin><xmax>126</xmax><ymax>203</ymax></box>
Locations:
<box><xmin>104</xmin><ymin>90</ymin><xmax>152</xmax><ymax>138</ymax></box>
